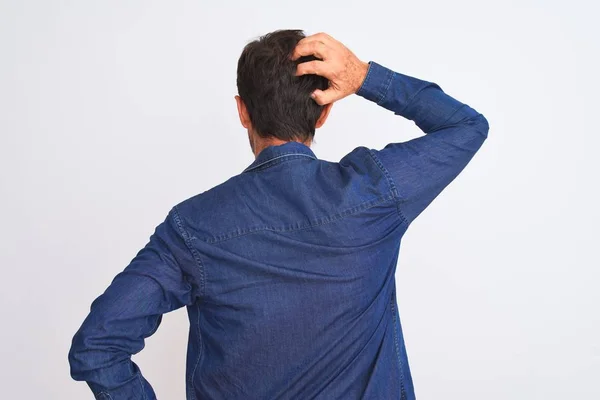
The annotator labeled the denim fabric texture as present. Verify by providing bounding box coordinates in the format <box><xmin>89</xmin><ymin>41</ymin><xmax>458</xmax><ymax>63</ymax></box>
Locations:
<box><xmin>68</xmin><ymin>61</ymin><xmax>489</xmax><ymax>399</ymax></box>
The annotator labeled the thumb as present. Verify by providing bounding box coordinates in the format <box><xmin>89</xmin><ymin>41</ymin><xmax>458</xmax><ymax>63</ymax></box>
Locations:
<box><xmin>311</xmin><ymin>89</ymin><xmax>338</xmax><ymax>106</ymax></box>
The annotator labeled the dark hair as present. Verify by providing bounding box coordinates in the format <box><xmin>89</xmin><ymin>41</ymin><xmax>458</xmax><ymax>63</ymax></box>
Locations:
<box><xmin>236</xmin><ymin>29</ymin><xmax>329</xmax><ymax>142</ymax></box>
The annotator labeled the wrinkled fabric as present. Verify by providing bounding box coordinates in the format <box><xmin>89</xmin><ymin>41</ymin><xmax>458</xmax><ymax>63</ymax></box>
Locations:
<box><xmin>68</xmin><ymin>61</ymin><xmax>489</xmax><ymax>400</ymax></box>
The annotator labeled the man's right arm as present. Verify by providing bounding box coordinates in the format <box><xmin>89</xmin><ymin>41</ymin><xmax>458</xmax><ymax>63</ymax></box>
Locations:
<box><xmin>292</xmin><ymin>33</ymin><xmax>489</xmax><ymax>225</ymax></box>
<box><xmin>356</xmin><ymin>61</ymin><xmax>489</xmax><ymax>223</ymax></box>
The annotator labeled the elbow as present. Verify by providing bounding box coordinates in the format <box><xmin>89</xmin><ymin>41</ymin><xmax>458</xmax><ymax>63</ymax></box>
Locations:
<box><xmin>68</xmin><ymin>325</ymin><xmax>135</xmax><ymax>386</ymax></box>
<box><xmin>68</xmin><ymin>326</ymin><xmax>100</xmax><ymax>382</ymax></box>
<box><xmin>68</xmin><ymin>331</ymin><xmax>87</xmax><ymax>381</ymax></box>
<box><xmin>475</xmin><ymin>113</ymin><xmax>490</xmax><ymax>140</ymax></box>
<box><xmin>460</xmin><ymin>113</ymin><xmax>489</xmax><ymax>153</ymax></box>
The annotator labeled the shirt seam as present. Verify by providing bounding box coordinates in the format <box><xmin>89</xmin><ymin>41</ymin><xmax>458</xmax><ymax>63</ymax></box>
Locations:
<box><xmin>203</xmin><ymin>192</ymin><xmax>396</xmax><ymax>244</ymax></box>
<box><xmin>390</xmin><ymin>289</ymin><xmax>407</xmax><ymax>400</ymax></box>
<box><xmin>366</xmin><ymin>148</ymin><xmax>410</xmax><ymax>225</ymax></box>
<box><xmin>188</xmin><ymin>302</ymin><xmax>203</xmax><ymax>400</ymax></box>
<box><xmin>377</xmin><ymin>68</ymin><xmax>395</xmax><ymax>105</ymax></box>
<box><xmin>356</xmin><ymin>60</ymin><xmax>374</xmax><ymax>96</ymax></box>
<box><xmin>172</xmin><ymin>205</ymin><xmax>206</xmax><ymax>297</ymax></box>
<box><xmin>243</xmin><ymin>153</ymin><xmax>317</xmax><ymax>173</ymax></box>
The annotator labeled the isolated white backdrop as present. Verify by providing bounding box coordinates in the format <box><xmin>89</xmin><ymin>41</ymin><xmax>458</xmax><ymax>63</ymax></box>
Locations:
<box><xmin>1</xmin><ymin>1</ymin><xmax>598</xmax><ymax>399</ymax></box>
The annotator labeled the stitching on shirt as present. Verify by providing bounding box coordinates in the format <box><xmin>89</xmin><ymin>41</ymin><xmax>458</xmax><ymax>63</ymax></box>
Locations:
<box><xmin>189</xmin><ymin>302</ymin><xmax>203</xmax><ymax>400</ymax></box>
<box><xmin>249</xmin><ymin>154</ymin><xmax>316</xmax><ymax>173</ymax></box>
<box><xmin>366</xmin><ymin>149</ymin><xmax>409</xmax><ymax>225</ymax></box>
<box><xmin>357</xmin><ymin>61</ymin><xmax>374</xmax><ymax>96</ymax></box>
<box><xmin>96</xmin><ymin>392</ymin><xmax>113</xmax><ymax>400</ymax></box>
<box><xmin>204</xmin><ymin>192</ymin><xmax>396</xmax><ymax>244</ymax></box>
<box><xmin>244</xmin><ymin>153</ymin><xmax>317</xmax><ymax>173</ymax></box>
<box><xmin>390</xmin><ymin>290</ymin><xmax>407</xmax><ymax>400</ymax></box>
<box><xmin>366</xmin><ymin>148</ymin><xmax>398</xmax><ymax>196</ymax></box>
<box><xmin>377</xmin><ymin>69</ymin><xmax>395</xmax><ymax>105</ymax></box>
<box><xmin>173</xmin><ymin>205</ymin><xmax>206</xmax><ymax>297</ymax></box>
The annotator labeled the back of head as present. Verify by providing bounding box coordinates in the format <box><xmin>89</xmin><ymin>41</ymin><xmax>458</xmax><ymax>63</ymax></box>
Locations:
<box><xmin>236</xmin><ymin>30</ymin><xmax>329</xmax><ymax>142</ymax></box>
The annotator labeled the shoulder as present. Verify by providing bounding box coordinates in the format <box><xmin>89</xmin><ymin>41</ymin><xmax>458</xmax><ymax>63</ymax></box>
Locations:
<box><xmin>174</xmin><ymin>173</ymin><xmax>245</xmax><ymax>214</ymax></box>
<box><xmin>340</xmin><ymin>145</ymin><xmax>389</xmax><ymax>182</ymax></box>
<box><xmin>169</xmin><ymin>173</ymin><xmax>248</xmax><ymax>236</ymax></box>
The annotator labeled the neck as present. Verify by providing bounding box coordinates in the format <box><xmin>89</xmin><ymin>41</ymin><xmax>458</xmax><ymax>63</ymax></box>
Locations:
<box><xmin>252</xmin><ymin>136</ymin><xmax>312</xmax><ymax>158</ymax></box>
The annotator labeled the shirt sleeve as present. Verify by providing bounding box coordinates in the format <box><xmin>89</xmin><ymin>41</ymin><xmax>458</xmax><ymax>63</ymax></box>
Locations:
<box><xmin>68</xmin><ymin>205</ymin><xmax>199</xmax><ymax>400</ymax></box>
<box><xmin>356</xmin><ymin>61</ymin><xmax>490</xmax><ymax>224</ymax></box>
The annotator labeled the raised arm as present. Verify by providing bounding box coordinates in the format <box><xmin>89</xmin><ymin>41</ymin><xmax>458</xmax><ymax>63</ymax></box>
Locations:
<box><xmin>356</xmin><ymin>61</ymin><xmax>489</xmax><ymax>222</ymax></box>
<box><xmin>68</xmin><ymin>206</ymin><xmax>199</xmax><ymax>399</ymax></box>
<box><xmin>293</xmin><ymin>32</ymin><xmax>489</xmax><ymax>224</ymax></box>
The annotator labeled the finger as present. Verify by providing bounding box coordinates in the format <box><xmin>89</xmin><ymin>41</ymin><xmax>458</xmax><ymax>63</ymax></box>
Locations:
<box><xmin>304</xmin><ymin>32</ymin><xmax>334</xmax><ymax>46</ymax></box>
<box><xmin>291</xmin><ymin>40</ymin><xmax>330</xmax><ymax>61</ymax></box>
<box><xmin>311</xmin><ymin>88</ymin><xmax>340</xmax><ymax>106</ymax></box>
<box><xmin>295</xmin><ymin>60</ymin><xmax>331</xmax><ymax>78</ymax></box>
<box><xmin>293</xmin><ymin>33</ymin><xmax>339</xmax><ymax>57</ymax></box>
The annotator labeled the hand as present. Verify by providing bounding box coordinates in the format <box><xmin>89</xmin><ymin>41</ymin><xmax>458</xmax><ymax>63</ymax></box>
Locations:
<box><xmin>292</xmin><ymin>32</ymin><xmax>369</xmax><ymax>105</ymax></box>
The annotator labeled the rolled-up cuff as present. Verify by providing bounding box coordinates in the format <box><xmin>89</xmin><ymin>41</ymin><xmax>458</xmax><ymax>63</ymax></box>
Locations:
<box><xmin>356</xmin><ymin>61</ymin><xmax>395</xmax><ymax>105</ymax></box>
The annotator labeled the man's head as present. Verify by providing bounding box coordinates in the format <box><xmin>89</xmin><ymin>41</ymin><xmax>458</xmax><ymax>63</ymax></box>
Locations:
<box><xmin>235</xmin><ymin>30</ymin><xmax>333</xmax><ymax>154</ymax></box>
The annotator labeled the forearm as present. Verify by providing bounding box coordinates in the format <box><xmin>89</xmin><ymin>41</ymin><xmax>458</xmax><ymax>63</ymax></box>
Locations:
<box><xmin>68</xmin><ymin>275</ymin><xmax>163</xmax><ymax>399</ymax></box>
<box><xmin>68</xmin><ymin>207</ymin><xmax>197</xmax><ymax>399</ymax></box>
<box><xmin>356</xmin><ymin>61</ymin><xmax>488</xmax><ymax>136</ymax></box>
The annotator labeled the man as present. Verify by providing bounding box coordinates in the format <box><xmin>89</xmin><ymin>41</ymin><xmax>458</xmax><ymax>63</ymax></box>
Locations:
<box><xmin>68</xmin><ymin>30</ymin><xmax>489</xmax><ymax>399</ymax></box>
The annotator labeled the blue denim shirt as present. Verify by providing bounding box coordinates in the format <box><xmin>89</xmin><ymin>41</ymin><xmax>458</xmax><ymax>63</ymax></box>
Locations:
<box><xmin>68</xmin><ymin>61</ymin><xmax>489</xmax><ymax>399</ymax></box>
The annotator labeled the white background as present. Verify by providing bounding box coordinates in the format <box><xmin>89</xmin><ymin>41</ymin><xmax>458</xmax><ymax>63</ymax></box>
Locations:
<box><xmin>1</xmin><ymin>1</ymin><xmax>598</xmax><ymax>399</ymax></box>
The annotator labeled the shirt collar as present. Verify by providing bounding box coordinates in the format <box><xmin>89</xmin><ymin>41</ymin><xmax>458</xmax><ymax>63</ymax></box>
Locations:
<box><xmin>242</xmin><ymin>141</ymin><xmax>317</xmax><ymax>173</ymax></box>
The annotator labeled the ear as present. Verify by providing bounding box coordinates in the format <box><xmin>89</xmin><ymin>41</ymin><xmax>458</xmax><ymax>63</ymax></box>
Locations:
<box><xmin>235</xmin><ymin>95</ymin><xmax>251</xmax><ymax>129</ymax></box>
<box><xmin>315</xmin><ymin>103</ymin><xmax>333</xmax><ymax>129</ymax></box>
